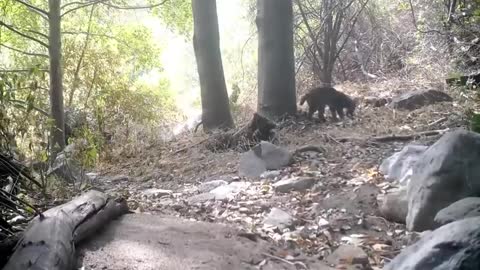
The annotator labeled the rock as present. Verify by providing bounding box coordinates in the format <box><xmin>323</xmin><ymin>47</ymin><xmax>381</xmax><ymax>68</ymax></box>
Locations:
<box><xmin>434</xmin><ymin>197</ymin><xmax>480</xmax><ymax>226</ymax></box>
<box><xmin>273</xmin><ymin>177</ymin><xmax>316</xmax><ymax>193</ymax></box>
<box><xmin>204</xmin><ymin>174</ymin><xmax>237</xmax><ymax>183</ymax></box>
<box><xmin>379</xmin><ymin>144</ymin><xmax>428</xmax><ymax>185</ymax></box>
<box><xmin>407</xmin><ymin>129</ymin><xmax>480</xmax><ymax>231</ymax></box>
<box><xmin>86</xmin><ymin>172</ymin><xmax>99</xmax><ymax>182</ymax></box>
<box><xmin>384</xmin><ymin>216</ymin><xmax>480</xmax><ymax>270</ymax></box>
<box><xmin>198</xmin><ymin>180</ymin><xmax>228</xmax><ymax>193</ymax></box>
<box><xmin>389</xmin><ymin>89</ymin><xmax>452</xmax><ymax>111</ymax></box>
<box><xmin>187</xmin><ymin>182</ymin><xmax>251</xmax><ymax>204</ymax></box>
<box><xmin>325</xmin><ymin>245</ymin><xmax>370</xmax><ymax>269</ymax></box>
<box><xmin>187</xmin><ymin>193</ymin><xmax>216</xmax><ymax>204</ymax></box>
<box><xmin>238</xmin><ymin>148</ymin><xmax>267</xmax><ymax>178</ymax></box>
<box><xmin>260</xmin><ymin>170</ymin><xmax>281</xmax><ymax>180</ymax></box>
<box><xmin>209</xmin><ymin>181</ymin><xmax>251</xmax><ymax>201</ymax></box>
<box><xmin>264</xmin><ymin>208</ymin><xmax>294</xmax><ymax>230</ymax></box>
<box><xmin>379</xmin><ymin>187</ymin><xmax>408</xmax><ymax>224</ymax></box>
<box><xmin>142</xmin><ymin>188</ymin><xmax>172</xmax><ymax>199</ymax></box>
<box><xmin>108</xmin><ymin>175</ymin><xmax>129</xmax><ymax>182</ymax></box>
<box><xmin>239</xmin><ymin>142</ymin><xmax>292</xmax><ymax>178</ymax></box>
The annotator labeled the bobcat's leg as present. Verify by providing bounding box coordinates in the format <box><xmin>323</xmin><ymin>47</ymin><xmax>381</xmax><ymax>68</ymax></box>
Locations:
<box><xmin>336</xmin><ymin>107</ymin><xmax>345</xmax><ymax>119</ymax></box>
<box><xmin>307</xmin><ymin>105</ymin><xmax>315</xmax><ymax>120</ymax></box>
<box><xmin>317</xmin><ymin>104</ymin><xmax>326</xmax><ymax>122</ymax></box>
<box><xmin>329</xmin><ymin>106</ymin><xmax>339</xmax><ymax>121</ymax></box>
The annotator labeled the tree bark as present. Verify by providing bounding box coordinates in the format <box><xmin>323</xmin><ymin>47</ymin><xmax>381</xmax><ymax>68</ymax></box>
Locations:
<box><xmin>257</xmin><ymin>0</ymin><xmax>296</xmax><ymax>120</ymax></box>
<box><xmin>48</xmin><ymin>0</ymin><xmax>66</xmax><ymax>158</ymax></box>
<box><xmin>192</xmin><ymin>0</ymin><xmax>234</xmax><ymax>131</ymax></box>
<box><xmin>2</xmin><ymin>190</ymin><xmax>129</xmax><ymax>270</ymax></box>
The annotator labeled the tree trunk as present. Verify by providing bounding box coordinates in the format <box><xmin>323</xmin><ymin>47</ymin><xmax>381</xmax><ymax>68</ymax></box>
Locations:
<box><xmin>192</xmin><ymin>0</ymin><xmax>234</xmax><ymax>131</ymax></box>
<box><xmin>257</xmin><ymin>0</ymin><xmax>296</xmax><ymax>120</ymax></box>
<box><xmin>48</xmin><ymin>0</ymin><xmax>66</xmax><ymax>158</ymax></box>
<box><xmin>2</xmin><ymin>190</ymin><xmax>129</xmax><ymax>270</ymax></box>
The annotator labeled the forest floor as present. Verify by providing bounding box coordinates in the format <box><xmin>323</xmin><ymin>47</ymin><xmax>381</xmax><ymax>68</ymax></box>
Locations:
<box><xmin>88</xmin><ymin>81</ymin><xmax>469</xmax><ymax>269</ymax></box>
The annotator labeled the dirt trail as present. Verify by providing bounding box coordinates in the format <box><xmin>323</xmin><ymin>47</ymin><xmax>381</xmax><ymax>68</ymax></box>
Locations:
<box><xmin>77</xmin><ymin>214</ymin><xmax>332</xmax><ymax>270</ymax></box>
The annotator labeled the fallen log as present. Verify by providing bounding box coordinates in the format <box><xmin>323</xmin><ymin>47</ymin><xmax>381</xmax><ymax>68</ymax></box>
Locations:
<box><xmin>2</xmin><ymin>190</ymin><xmax>129</xmax><ymax>270</ymax></box>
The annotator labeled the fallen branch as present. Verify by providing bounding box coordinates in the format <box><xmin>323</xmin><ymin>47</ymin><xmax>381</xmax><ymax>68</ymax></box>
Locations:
<box><xmin>337</xmin><ymin>128</ymin><xmax>450</xmax><ymax>143</ymax></box>
<box><xmin>427</xmin><ymin>117</ymin><xmax>447</xmax><ymax>127</ymax></box>
<box><xmin>371</xmin><ymin>128</ymin><xmax>450</xmax><ymax>142</ymax></box>
<box><xmin>293</xmin><ymin>145</ymin><xmax>325</xmax><ymax>155</ymax></box>
<box><xmin>3</xmin><ymin>190</ymin><xmax>129</xmax><ymax>270</ymax></box>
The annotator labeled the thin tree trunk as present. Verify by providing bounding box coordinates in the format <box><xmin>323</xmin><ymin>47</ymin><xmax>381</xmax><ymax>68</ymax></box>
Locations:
<box><xmin>257</xmin><ymin>0</ymin><xmax>296</xmax><ymax>120</ymax></box>
<box><xmin>48</xmin><ymin>0</ymin><xmax>65</xmax><ymax>158</ymax></box>
<box><xmin>192</xmin><ymin>0</ymin><xmax>234</xmax><ymax>131</ymax></box>
<box><xmin>68</xmin><ymin>5</ymin><xmax>95</xmax><ymax>108</ymax></box>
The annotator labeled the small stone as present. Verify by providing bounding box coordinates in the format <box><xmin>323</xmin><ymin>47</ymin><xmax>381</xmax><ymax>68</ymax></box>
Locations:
<box><xmin>239</xmin><ymin>207</ymin><xmax>250</xmax><ymax>214</ymax></box>
<box><xmin>142</xmin><ymin>188</ymin><xmax>172</xmax><ymax>198</ymax></box>
<box><xmin>326</xmin><ymin>245</ymin><xmax>370</xmax><ymax>268</ymax></box>
<box><xmin>210</xmin><ymin>181</ymin><xmax>251</xmax><ymax>201</ymax></box>
<box><xmin>187</xmin><ymin>193</ymin><xmax>216</xmax><ymax>204</ymax></box>
<box><xmin>273</xmin><ymin>177</ymin><xmax>316</xmax><ymax>193</ymax></box>
<box><xmin>109</xmin><ymin>175</ymin><xmax>129</xmax><ymax>183</ymax></box>
<box><xmin>198</xmin><ymin>180</ymin><xmax>228</xmax><ymax>193</ymax></box>
<box><xmin>264</xmin><ymin>208</ymin><xmax>294</xmax><ymax>230</ymax></box>
<box><xmin>260</xmin><ymin>170</ymin><xmax>281</xmax><ymax>180</ymax></box>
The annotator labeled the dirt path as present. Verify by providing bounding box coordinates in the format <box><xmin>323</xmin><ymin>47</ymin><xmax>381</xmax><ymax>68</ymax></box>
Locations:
<box><xmin>77</xmin><ymin>214</ymin><xmax>333</xmax><ymax>270</ymax></box>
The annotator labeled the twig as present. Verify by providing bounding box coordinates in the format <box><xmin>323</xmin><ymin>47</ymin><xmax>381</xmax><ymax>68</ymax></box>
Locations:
<box><xmin>261</xmin><ymin>253</ymin><xmax>308</xmax><ymax>269</ymax></box>
<box><xmin>293</xmin><ymin>145</ymin><xmax>325</xmax><ymax>155</ymax></box>
<box><xmin>427</xmin><ymin>117</ymin><xmax>447</xmax><ymax>127</ymax></box>
<box><xmin>371</xmin><ymin>128</ymin><xmax>450</xmax><ymax>142</ymax></box>
<box><xmin>337</xmin><ymin>128</ymin><xmax>450</xmax><ymax>143</ymax></box>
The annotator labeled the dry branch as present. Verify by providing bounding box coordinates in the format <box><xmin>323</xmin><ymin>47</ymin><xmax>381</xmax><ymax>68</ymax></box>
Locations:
<box><xmin>337</xmin><ymin>128</ymin><xmax>450</xmax><ymax>143</ymax></box>
<box><xmin>293</xmin><ymin>145</ymin><xmax>325</xmax><ymax>155</ymax></box>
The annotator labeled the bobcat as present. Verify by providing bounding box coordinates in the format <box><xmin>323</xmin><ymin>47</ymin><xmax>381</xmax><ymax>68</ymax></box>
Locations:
<box><xmin>300</xmin><ymin>87</ymin><xmax>356</xmax><ymax>121</ymax></box>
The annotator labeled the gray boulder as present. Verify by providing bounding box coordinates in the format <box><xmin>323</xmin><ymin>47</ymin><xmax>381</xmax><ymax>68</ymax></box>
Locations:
<box><xmin>389</xmin><ymin>89</ymin><xmax>452</xmax><ymax>111</ymax></box>
<box><xmin>435</xmin><ymin>197</ymin><xmax>480</xmax><ymax>226</ymax></box>
<box><xmin>273</xmin><ymin>177</ymin><xmax>316</xmax><ymax>193</ymax></box>
<box><xmin>384</xmin><ymin>216</ymin><xmax>480</xmax><ymax>270</ymax></box>
<box><xmin>239</xmin><ymin>142</ymin><xmax>292</xmax><ymax>178</ymax></box>
<box><xmin>379</xmin><ymin>187</ymin><xmax>408</xmax><ymax>224</ymax></box>
<box><xmin>407</xmin><ymin>130</ymin><xmax>480</xmax><ymax>231</ymax></box>
<box><xmin>380</xmin><ymin>144</ymin><xmax>428</xmax><ymax>185</ymax></box>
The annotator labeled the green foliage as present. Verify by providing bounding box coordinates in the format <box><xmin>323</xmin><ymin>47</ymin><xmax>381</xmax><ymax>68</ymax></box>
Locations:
<box><xmin>469</xmin><ymin>113</ymin><xmax>480</xmax><ymax>133</ymax></box>
<box><xmin>154</xmin><ymin>0</ymin><xmax>193</xmax><ymax>37</ymax></box>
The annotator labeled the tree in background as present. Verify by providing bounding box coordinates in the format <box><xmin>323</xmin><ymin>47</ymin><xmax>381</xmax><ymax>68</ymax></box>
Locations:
<box><xmin>295</xmin><ymin>0</ymin><xmax>369</xmax><ymax>85</ymax></box>
<box><xmin>256</xmin><ymin>0</ymin><xmax>297</xmax><ymax>120</ymax></box>
<box><xmin>192</xmin><ymin>0</ymin><xmax>234</xmax><ymax>131</ymax></box>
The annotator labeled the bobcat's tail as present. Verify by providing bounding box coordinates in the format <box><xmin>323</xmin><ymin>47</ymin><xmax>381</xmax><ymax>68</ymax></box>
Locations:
<box><xmin>299</xmin><ymin>93</ymin><xmax>310</xmax><ymax>106</ymax></box>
